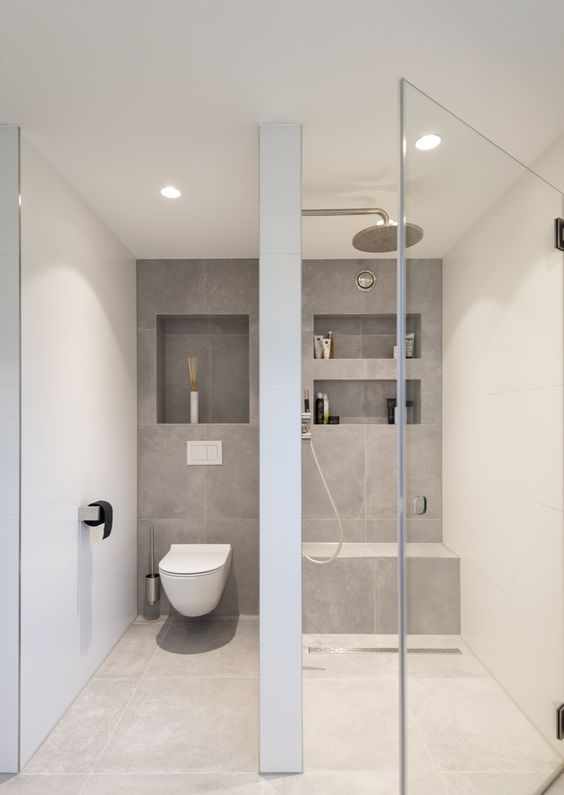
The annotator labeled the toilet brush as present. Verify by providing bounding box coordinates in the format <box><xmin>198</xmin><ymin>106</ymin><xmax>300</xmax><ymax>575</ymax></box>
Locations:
<box><xmin>145</xmin><ymin>526</ymin><xmax>161</xmax><ymax>608</ymax></box>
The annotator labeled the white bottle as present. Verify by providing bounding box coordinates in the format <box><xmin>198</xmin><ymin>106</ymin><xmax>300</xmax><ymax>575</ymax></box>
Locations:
<box><xmin>323</xmin><ymin>393</ymin><xmax>329</xmax><ymax>424</ymax></box>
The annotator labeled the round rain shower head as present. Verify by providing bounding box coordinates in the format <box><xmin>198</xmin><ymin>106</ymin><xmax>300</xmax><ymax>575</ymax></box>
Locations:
<box><xmin>301</xmin><ymin>207</ymin><xmax>424</xmax><ymax>254</ymax></box>
<box><xmin>352</xmin><ymin>221</ymin><xmax>424</xmax><ymax>253</ymax></box>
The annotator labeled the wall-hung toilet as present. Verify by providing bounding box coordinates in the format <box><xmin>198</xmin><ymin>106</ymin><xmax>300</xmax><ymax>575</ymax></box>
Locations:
<box><xmin>159</xmin><ymin>544</ymin><xmax>232</xmax><ymax>617</ymax></box>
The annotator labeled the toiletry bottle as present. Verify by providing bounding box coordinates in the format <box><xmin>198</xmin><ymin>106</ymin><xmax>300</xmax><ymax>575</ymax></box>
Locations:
<box><xmin>323</xmin><ymin>393</ymin><xmax>329</xmax><ymax>424</ymax></box>
<box><xmin>315</xmin><ymin>393</ymin><xmax>324</xmax><ymax>425</ymax></box>
<box><xmin>322</xmin><ymin>337</ymin><xmax>331</xmax><ymax>359</ymax></box>
<box><xmin>328</xmin><ymin>330</ymin><xmax>334</xmax><ymax>358</ymax></box>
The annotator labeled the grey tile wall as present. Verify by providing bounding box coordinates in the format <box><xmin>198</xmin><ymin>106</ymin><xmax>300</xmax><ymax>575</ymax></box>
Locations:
<box><xmin>137</xmin><ymin>260</ymin><xmax>259</xmax><ymax>617</ymax></box>
<box><xmin>302</xmin><ymin>259</ymin><xmax>453</xmax><ymax>634</ymax></box>
<box><xmin>302</xmin><ymin>259</ymin><xmax>443</xmax><ymax>544</ymax></box>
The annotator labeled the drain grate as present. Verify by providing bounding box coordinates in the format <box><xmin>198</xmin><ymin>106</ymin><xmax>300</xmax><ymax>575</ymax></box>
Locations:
<box><xmin>307</xmin><ymin>646</ymin><xmax>462</xmax><ymax>655</ymax></box>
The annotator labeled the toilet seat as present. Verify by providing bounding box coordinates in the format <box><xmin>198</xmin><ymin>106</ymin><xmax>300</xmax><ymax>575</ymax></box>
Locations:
<box><xmin>159</xmin><ymin>543</ymin><xmax>231</xmax><ymax>576</ymax></box>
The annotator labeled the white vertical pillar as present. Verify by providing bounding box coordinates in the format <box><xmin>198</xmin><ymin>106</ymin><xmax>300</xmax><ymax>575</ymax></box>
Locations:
<box><xmin>0</xmin><ymin>125</ymin><xmax>21</xmax><ymax>772</ymax></box>
<box><xmin>259</xmin><ymin>123</ymin><xmax>303</xmax><ymax>773</ymax></box>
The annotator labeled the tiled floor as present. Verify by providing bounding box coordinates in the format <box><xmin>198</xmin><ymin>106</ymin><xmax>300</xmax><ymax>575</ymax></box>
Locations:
<box><xmin>1</xmin><ymin>617</ymin><xmax>562</xmax><ymax>794</ymax></box>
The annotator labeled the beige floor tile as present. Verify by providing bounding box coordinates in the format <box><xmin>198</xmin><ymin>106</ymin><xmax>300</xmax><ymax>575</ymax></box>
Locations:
<box><xmin>82</xmin><ymin>772</ymin><xmax>263</xmax><ymax>793</ymax></box>
<box><xmin>94</xmin><ymin>678</ymin><xmax>258</xmax><ymax>773</ymax></box>
<box><xmin>96</xmin><ymin>624</ymin><xmax>167</xmax><ymax>678</ymax></box>
<box><xmin>0</xmin><ymin>776</ymin><xmax>87</xmax><ymax>794</ymax></box>
<box><xmin>263</xmin><ymin>770</ymin><xmax>447</xmax><ymax>794</ymax></box>
<box><xmin>24</xmin><ymin>679</ymin><xmax>138</xmax><ymax>774</ymax></box>
<box><xmin>144</xmin><ymin>617</ymin><xmax>258</xmax><ymax>679</ymax></box>
<box><xmin>444</xmin><ymin>770</ymin><xmax>561</xmax><ymax>794</ymax></box>
<box><xmin>408</xmin><ymin>677</ymin><xmax>561</xmax><ymax>773</ymax></box>
<box><xmin>303</xmin><ymin>677</ymin><xmax>435</xmax><ymax>772</ymax></box>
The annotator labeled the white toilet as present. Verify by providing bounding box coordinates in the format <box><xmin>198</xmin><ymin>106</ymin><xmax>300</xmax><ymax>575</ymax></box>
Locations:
<box><xmin>159</xmin><ymin>543</ymin><xmax>232</xmax><ymax>617</ymax></box>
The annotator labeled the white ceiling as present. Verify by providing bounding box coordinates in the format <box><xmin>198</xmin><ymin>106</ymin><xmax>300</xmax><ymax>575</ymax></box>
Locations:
<box><xmin>1</xmin><ymin>0</ymin><xmax>564</xmax><ymax>259</ymax></box>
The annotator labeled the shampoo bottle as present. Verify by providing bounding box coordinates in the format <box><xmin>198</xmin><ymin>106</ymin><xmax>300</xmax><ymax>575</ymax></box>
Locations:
<box><xmin>315</xmin><ymin>393</ymin><xmax>324</xmax><ymax>424</ymax></box>
<box><xmin>323</xmin><ymin>393</ymin><xmax>329</xmax><ymax>424</ymax></box>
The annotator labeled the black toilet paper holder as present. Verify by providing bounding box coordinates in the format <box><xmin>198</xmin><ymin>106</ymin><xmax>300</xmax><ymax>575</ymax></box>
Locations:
<box><xmin>78</xmin><ymin>501</ymin><xmax>113</xmax><ymax>539</ymax></box>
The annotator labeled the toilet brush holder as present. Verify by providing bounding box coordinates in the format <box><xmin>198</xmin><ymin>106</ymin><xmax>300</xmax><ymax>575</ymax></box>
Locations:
<box><xmin>145</xmin><ymin>526</ymin><xmax>160</xmax><ymax>608</ymax></box>
<box><xmin>145</xmin><ymin>572</ymin><xmax>160</xmax><ymax>605</ymax></box>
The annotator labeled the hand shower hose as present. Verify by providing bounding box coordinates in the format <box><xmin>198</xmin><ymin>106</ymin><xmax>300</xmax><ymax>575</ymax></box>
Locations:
<box><xmin>302</xmin><ymin>441</ymin><xmax>343</xmax><ymax>565</ymax></box>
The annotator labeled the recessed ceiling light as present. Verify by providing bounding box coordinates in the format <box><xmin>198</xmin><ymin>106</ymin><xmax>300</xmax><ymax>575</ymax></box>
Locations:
<box><xmin>415</xmin><ymin>134</ymin><xmax>441</xmax><ymax>151</ymax></box>
<box><xmin>160</xmin><ymin>185</ymin><xmax>181</xmax><ymax>199</ymax></box>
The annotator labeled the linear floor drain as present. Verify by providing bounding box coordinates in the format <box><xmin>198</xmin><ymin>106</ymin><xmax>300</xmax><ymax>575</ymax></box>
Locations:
<box><xmin>307</xmin><ymin>646</ymin><xmax>462</xmax><ymax>655</ymax></box>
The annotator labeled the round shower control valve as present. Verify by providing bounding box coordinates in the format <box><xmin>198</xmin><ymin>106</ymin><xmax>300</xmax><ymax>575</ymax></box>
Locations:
<box><xmin>356</xmin><ymin>270</ymin><xmax>376</xmax><ymax>291</ymax></box>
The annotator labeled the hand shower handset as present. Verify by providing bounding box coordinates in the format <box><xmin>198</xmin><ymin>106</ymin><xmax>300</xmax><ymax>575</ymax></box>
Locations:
<box><xmin>301</xmin><ymin>389</ymin><xmax>343</xmax><ymax>565</ymax></box>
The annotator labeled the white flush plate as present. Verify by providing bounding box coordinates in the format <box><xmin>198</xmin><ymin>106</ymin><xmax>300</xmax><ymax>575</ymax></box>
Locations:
<box><xmin>187</xmin><ymin>440</ymin><xmax>223</xmax><ymax>466</ymax></box>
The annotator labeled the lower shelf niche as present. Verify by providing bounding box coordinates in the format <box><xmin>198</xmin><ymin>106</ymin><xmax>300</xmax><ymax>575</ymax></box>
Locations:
<box><xmin>156</xmin><ymin>314</ymin><xmax>250</xmax><ymax>424</ymax></box>
<box><xmin>313</xmin><ymin>379</ymin><xmax>421</xmax><ymax>424</ymax></box>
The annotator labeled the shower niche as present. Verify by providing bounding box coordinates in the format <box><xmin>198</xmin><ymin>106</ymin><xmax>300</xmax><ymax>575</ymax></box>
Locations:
<box><xmin>313</xmin><ymin>378</ymin><xmax>421</xmax><ymax>424</ymax></box>
<box><xmin>313</xmin><ymin>313</ymin><xmax>421</xmax><ymax>359</ymax></box>
<box><xmin>156</xmin><ymin>314</ymin><xmax>250</xmax><ymax>424</ymax></box>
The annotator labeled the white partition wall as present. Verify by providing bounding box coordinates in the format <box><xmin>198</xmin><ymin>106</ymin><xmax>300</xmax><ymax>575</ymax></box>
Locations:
<box><xmin>0</xmin><ymin>125</ymin><xmax>20</xmax><ymax>773</ymax></box>
<box><xmin>259</xmin><ymin>123</ymin><xmax>303</xmax><ymax>773</ymax></box>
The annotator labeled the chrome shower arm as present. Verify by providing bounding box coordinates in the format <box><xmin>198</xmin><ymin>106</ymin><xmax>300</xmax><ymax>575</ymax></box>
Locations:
<box><xmin>302</xmin><ymin>207</ymin><xmax>390</xmax><ymax>224</ymax></box>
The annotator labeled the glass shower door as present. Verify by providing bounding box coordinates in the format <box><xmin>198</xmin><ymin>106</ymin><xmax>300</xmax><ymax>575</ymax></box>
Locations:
<box><xmin>399</xmin><ymin>79</ymin><xmax>564</xmax><ymax>794</ymax></box>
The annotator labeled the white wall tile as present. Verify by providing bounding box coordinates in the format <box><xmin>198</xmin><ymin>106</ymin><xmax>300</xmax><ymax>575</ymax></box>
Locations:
<box><xmin>259</xmin><ymin>253</ymin><xmax>301</xmax><ymax>385</ymax></box>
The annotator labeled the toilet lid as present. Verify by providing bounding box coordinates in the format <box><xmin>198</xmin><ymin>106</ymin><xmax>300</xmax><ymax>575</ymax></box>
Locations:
<box><xmin>159</xmin><ymin>544</ymin><xmax>231</xmax><ymax>575</ymax></box>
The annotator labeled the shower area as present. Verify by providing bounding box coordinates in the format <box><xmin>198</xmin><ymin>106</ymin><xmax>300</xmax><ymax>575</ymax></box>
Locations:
<box><xmin>293</xmin><ymin>81</ymin><xmax>564</xmax><ymax>792</ymax></box>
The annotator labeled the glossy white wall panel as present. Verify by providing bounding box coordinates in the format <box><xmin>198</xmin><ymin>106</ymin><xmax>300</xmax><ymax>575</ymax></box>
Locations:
<box><xmin>444</xmin><ymin>134</ymin><xmax>564</xmax><ymax>753</ymax></box>
<box><xmin>259</xmin><ymin>253</ymin><xmax>301</xmax><ymax>385</ymax></box>
<box><xmin>259</xmin><ymin>125</ymin><xmax>301</xmax><ymax>255</ymax></box>
<box><xmin>19</xmin><ymin>137</ymin><xmax>137</xmax><ymax>764</ymax></box>
<box><xmin>0</xmin><ymin>126</ymin><xmax>20</xmax><ymax>773</ymax></box>
<box><xmin>259</xmin><ymin>123</ymin><xmax>302</xmax><ymax>773</ymax></box>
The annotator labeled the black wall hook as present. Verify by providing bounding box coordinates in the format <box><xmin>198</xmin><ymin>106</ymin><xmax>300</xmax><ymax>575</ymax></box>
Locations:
<box><xmin>83</xmin><ymin>500</ymin><xmax>113</xmax><ymax>539</ymax></box>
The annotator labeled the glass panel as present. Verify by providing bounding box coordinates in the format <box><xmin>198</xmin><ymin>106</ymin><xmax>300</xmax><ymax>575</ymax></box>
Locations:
<box><xmin>401</xmin><ymin>80</ymin><xmax>564</xmax><ymax>794</ymax></box>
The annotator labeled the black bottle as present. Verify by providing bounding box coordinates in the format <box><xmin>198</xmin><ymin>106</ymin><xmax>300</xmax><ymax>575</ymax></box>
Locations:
<box><xmin>315</xmin><ymin>392</ymin><xmax>324</xmax><ymax>424</ymax></box>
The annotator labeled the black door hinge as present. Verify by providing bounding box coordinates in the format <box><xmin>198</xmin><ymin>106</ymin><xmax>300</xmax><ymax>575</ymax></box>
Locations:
<box><xmin>556</xmin><ymin>704</ymin><xmax>564</xmax><ymax>740</ymax></box>
<box><xmin>555</xmin><ymin>218</ymin><xmax>564</xmax><ymax>251</ymax></box>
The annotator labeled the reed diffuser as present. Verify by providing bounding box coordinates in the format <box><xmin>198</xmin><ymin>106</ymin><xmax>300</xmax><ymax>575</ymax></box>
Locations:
<box><xmin>187</xmin><ymin>357</ymin><xmax>199</xmax><ymax>423</ymax></box>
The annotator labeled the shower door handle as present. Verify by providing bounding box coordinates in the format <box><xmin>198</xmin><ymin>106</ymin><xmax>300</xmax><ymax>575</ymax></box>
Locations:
<box><xmin>413</xmin><ymin>495</ymin><xmax>427</xmax><ymax>516</ymax></box>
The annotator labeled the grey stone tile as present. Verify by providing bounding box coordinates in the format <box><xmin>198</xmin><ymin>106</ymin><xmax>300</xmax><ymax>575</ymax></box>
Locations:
<box><xmin>303</xmin><ymin>558</ymin><xmax>374</xmax><ymax>634</ymax></box>
<box><xmin>0</xmin><ymin>776</ymin><xmax>87</xmax><ymax>794</ymax></box>
<box><xmin>94</xmin><ymin>678</ymin><xmax>258</xmax><ymax>773</ymax></box>
<box><xmin>302</xmin><ymin>519</ymin><xmax>365</xmax><ymax>543</ymax></box>
<box><xmin>313</xmin><ymin>315</ymin><xmax>362</xmax><ymax>336</ymax></box>
<box><xmin>361</xmin><ymin>380</ymin><xmax>397</xmax><ymax>422</ymax></box>
<box><xmin>202</xmin><ymin>259</ymin><xmax>258</xmax><ymax>315</ymax></box>
<box><xmin>406</xmin><ymin>259</ymin><xmax>442</xmax><ymax>317</ymax></box>
<box><xmin>144</xmin><ymin>617</ymin><xmax>258</xmax><ymax>678</ymax></box>
<box><xmin>137</xmin><ymin>261</ymin><xmax>205</xmax><ymax>329</ymax></box>
<box><xmin>365</xmin><ymin>519</ymin><xmax>397</xmax><ymax>542</ymax></box>
<box><xmin>83</xmin><ymin>773</ymin><xmax>262</xmax><ymax>794</ymax></box>
<box><xmin>362</xmin><ymin>260</ymin><xmax>397</xmax><ymax>315</ymax></box>
<box><xmin>138</xmin><ymin>426</ymin><xmax>206</xmax><ymax>519</ymax></box>
<box><xmin>365</xmin><ymin>517</ymin><xmax>442</xmax><ymax>543</ymax></box>
<box><xmin>406</xmin><ymin>425</ymin><xmax>442</xmax><ymax>521</ymax></box>
<box><xmin>373</xmin><ymin>557</ymin><xmax>460</xmax><ymax>634</ymax></box>
<box><xmin>330</xmin><ymin>335</ymin><xmax>362</xmax><ymax>359</ymax></box>
<box><xmin>95</xmin><ymin>623</ymin><xmax>162</xmax><ymax>678</ymax></box>
<box><xmin>303</xmin><ymin>426</ymin><xmax>365</xmax><ymax>520</ymax></box>
<box><xmin>407</xmin><ymin>558</ymin><xmax>460</xmax><ymax>634</ymax></box>
<box><xmin>205</xmin><ymin>520</ymin><xmax>259</xmax><ymax>616</ymax></box>
<box><xmin>204</xmin><ymin>441</ymin><xmax>258</xmax><ymax>521</ymax></box>
<box><xmin>365</xmin><ymin>426</ymin><xmax>397</xmax><ymax>520</ymax></box>
<box><xmin>138</xmin><ymin>519</ymin><xmax>206</xmax><ymax>615</ymax></box>
<box><xmin>138</xmin><ymin>330</ymin><xmax>157</xmax><ymax>426</ymax></box>
<box><xmin>302</xmin><ymin>260</ymin><xmax>367</xmax><ymax>315</ymax></box>
<box><xmin>209</xmin><ymin>334</ymin><xmax>249</xmax><ymax>423</ymax></box>
<box><xmin>24</xmin><ymin>679</ymin><xmax>138</xmax><ymax>774</ymax></box>
<box><xmin>361</xmin><ymin>334</ymin><xmax>396</xmax><ymax>359</ymax></box>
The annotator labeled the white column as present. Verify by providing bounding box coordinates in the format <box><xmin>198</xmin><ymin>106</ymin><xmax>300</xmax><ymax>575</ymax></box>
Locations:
<box><xmin>259</xmin><ymin>123</ymin><xmax>303</xmax><ymax>773</ymax></box>
<box><xmin>0</xmin><ymin>125</ymin><xmax>20</xmax><ymax>772</ymax></box>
